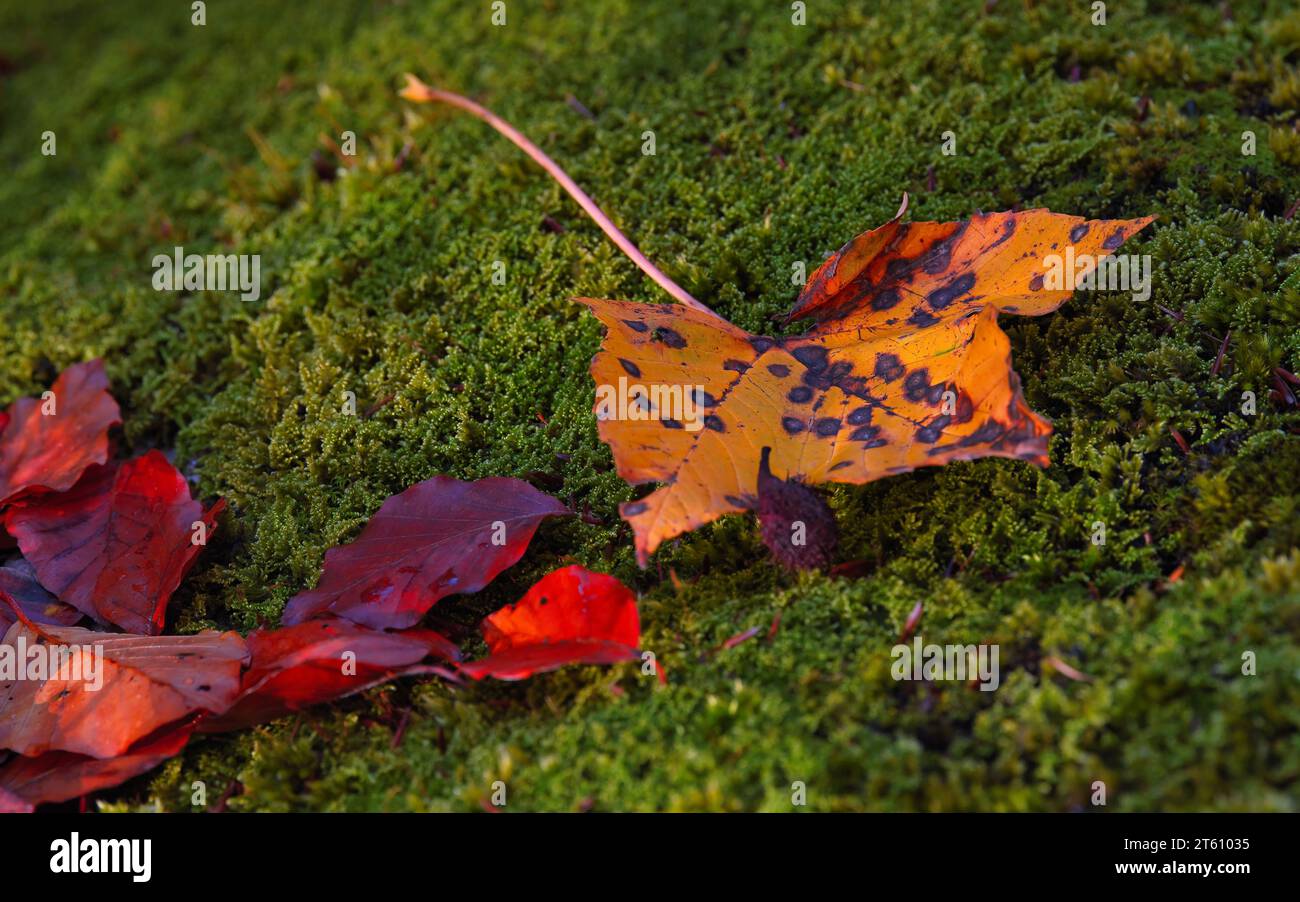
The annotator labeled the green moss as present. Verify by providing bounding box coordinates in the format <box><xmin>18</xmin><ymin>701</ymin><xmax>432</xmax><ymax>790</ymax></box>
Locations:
<box><xmin>1</xmin><ymin>0</ymin><xmax>1297</xmax><ymax>811</ymax></box>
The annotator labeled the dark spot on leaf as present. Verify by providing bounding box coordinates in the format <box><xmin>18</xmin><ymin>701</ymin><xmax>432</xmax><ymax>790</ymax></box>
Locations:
<box><xmin>916</xmin><ymin>415</ymin><xmax>953</xmax><ymax>443</ymax></box>
<box><xmin>847</xmin><ymin>405</ymin><xmax>874</xmax><ymax>425</ymax></box>
<box><xmin>903</xmin><ymin>368</ymin><xmax>932</xmax><ymax>402</ymax></box>
<box><xmin>991</xmin><ymin>217</ymin><xmax>1017</xmax><ymax>247</ymax></box>
<box><xmin>767</xmin><ymin>364</ymin><xmax>790</xmax><ymax>377</ymax></box>
<box><xmin>623</xmin><ymin>319</ymin><xmax>648</xmax><ymax>333</ymax></box>
<box><xmin>926</xmin><ymin>272</ymin><xmax>975</xmax><ymax>310</ymax></box>
<box><xmin>653</xmin><ymin>326</ymin><xmax>687</xmax><ymax>349</ymax></box>
<box><xmin>781</xmin><ymin>416</ymin><xmax>805</xmax><ymax>435</ymax></box>
<box><xmin>704</xmin><ymin>415</ymin><xmax>725</xmax><ymax>432</ymax></box>
<box><xmin>872</xmin><ymin>288</ymin><xmax>901</xmax><ymax>311</ymax></box>
<box><xmin>618</xmin><ymin>358</ymin><xmax>641</xmax><ymax>378</ymax></box>
<box><xmin>1029</xmin><ymin>273</ymin><xmax>1044</xmax><ymax>291</ymax></box>
<box><xmin>662</xmin><ymin>419</ymin><xmax>683</xmax><ymax>429</ymax></box>
<box><xmin>922</xmin><ymin>231</ymin><xmax>961</xmax><ymax>274</ymax></box>
<box><xmin>959</xmin><ymin>421</ymin><xmax>1004</xmax><ymax>446</ymax></box>
<box><xmin>830</xmin><ymin>460</ymin><xmax>852</xmax><ymax>471</ymax></box>
<box><xmin>723</xmin><ymin>359</ymin><xmax>750</xmax><ymax>373</ymax></box>
<box><xmin>908</xmin><ymin>308</ymin><xmax>941</xmax><ymax>328</ymax></box>
<box><xmin>624</xmin><ymin>501</ymin><xmax>648</xmax><ymax>516</ymax></box>
<box><xmin>1102</xmin><ymin>227</ymin><xmax>1126</xmax><ymax>250</ymax></box>
<box><xmin>1069</xmin><ymin>223</ymin><xmax>1090</xmax><ymax>243</ymax></box>
<box><xmin>692</xmin><ymin>388</ymin><xmax>719</xmax><ymax>408</ymax></box>
<box><xmin>788</xmin><ymin>386</ymin><xmax>814</xmax><ymax>404</ymax></box>
<box><xmin>874</xmin><ymin>353</ymin><xmax>905</xmax><ymax>382</ymax></box>
<box><xmin>749</xmin><ymin>336</ymin><xmax>776</xmax><ymax>353</ymax></box>
<box><xmin>792</xmin><ymin>345</ymin><xmax>829</xmax><ymax>372</ymax></box>
<box><xmin>814</xmin><ymin>417</ymin><xmax>841</xmax><ymax>436</ymax></box>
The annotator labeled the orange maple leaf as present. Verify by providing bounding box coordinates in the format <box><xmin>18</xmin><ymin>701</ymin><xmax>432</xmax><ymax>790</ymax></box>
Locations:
<box><xmin>581</xmin><ymin>204</ymin><xmax>1153</xmax><ymax>565</ymax></box>
<box><xmin>398</xmin><ymin>77</ymin><xmax>1154</xmax><ymax>568</ymax></box>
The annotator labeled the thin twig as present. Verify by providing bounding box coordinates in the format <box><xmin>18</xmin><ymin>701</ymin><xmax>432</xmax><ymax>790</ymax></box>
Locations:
<box><xmin>400</xmin><ymin>75</ymin><xmax>719</xmax><ymax>319</ymax></box>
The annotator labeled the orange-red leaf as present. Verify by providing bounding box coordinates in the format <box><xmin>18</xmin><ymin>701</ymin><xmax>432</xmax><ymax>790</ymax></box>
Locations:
<box><xmin>579</xmin><ymin>209</ymin><xmax>1153</xmax><ymax>565</ymax></box>
<box><xmin>0</xmin><ymin>360</ymin><xmax>121</xmax><ymax>506</ymax></box>
<box><xmin>459</xmin><ymin>565</ymin><xmax>641</xmax><ymax>681</ymax></box>
<box><xmin>0</xmin><ymin>620</ymin><xmax>247</xmax><ymax>758</ymax></box>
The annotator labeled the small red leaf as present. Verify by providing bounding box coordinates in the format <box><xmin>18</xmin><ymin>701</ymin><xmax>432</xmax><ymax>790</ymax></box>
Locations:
<box><xmin>0</xmin><ymin>619</ymin><xmax>247</xmax><ymax>758</ymax></box>
<box><xmin>281</xmin><ymin>475</ymin><xmax>570</xmax><ymax>629</ymax></box>
<box><xmin>199</xmin><ymin>618</ymin><xmax>458</xmax><ymax>732</ymax></box>
<box><xmin>459</xmin><ymin>565</ymin><xmax>641</xmax><ymax>681</ymax></box>
<box><xmin>0</xmin><ymin>725</ymin><xmax>192</xmax><ymax>812</ymax></box>
<box><xmin>4</xmin><ymin>451</ymin><xmax>222</xmax><ymax>635</ymax></box>
<box><xmin>0</xmin><ymin>360</ymin><xmax>121</xmax><ymax>506</ymax></box>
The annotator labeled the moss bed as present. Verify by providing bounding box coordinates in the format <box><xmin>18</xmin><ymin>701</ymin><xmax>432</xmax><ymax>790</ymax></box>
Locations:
<box><xmin>1</xmin><ymin>0</ymin><xmax>1298</xmax><ymax>811</ymax></box>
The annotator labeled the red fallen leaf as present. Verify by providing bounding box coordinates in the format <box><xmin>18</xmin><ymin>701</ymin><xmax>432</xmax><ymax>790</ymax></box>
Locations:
<box><xmin>458</xmin><ymin>565</ymin><xmax>642</xmax><ymax>681</ymax></box>
<box><xmin>0</xmin><ymin>360</ymin><xmax>121</xmax><ymax>506</ymax></box>
<box><xmin>1170</xmin><ymin>427</ymin><xmax>1190</xmax><ymax>455</ymax></box>
<box><xmin>198</xmin><ymin>618</ymin><xmax>459</xmax><ymax>733</ymax></box>
<box><xmin>281</xmin><ymin>475</ymin><xmax>570</xmax><ymax>630</ymax></box>
<box><xmin>4</xmin><ymin>451</ymin><xmax>223</xmax><ymax>635</ymax></box>
<box><xmin>0</xmin><ymin>558</ymin><xmax>81</xmax><ymax>633</ymax></box>
<box><xmin>0</xmin><ymin>724</ymin><xmax>192</xmax><ymax>812</ymax></box>
<box><xmin>0</xmin><ymin>616</ymin><xmax>247</xmax><ymax>758</ymax></box>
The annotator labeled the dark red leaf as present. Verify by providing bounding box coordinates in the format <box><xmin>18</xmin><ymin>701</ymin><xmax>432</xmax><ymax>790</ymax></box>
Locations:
<box><xmin>0</xmin><ymin>618</ymin><xmax>247</xmax><ymax>758</ymax></box>
<box><xmin>459</xmin><ymin>565</ymin><xmax>641</xmax><ymax>681</ymax></box>
<box><xmin>0</xmin><ymin>725</ymin><xmax>191</xmax><ymax>812</ymax></box>
<box><xmin>281</xmin><ymin>475</ymin><xmax>570</xmax><ymax>629</ymax></box>
<box><xmin>199</xmin><ymin>618</ymin><xmax>458</xmax><ymax>733</ymax></box>
<box><xmin>0</xmin><ymin>360</ymin><xmax>121</xmax><ymax>505</ymax></box>
<box><xmin>4</xmin><ymin>451</ymin><xmax>223</xmax><ymax>635</ymax></box>
<box><xmin>0</xmin><ymin>558</ymin><xmax>81</xmax><ymax>633</ymax></box>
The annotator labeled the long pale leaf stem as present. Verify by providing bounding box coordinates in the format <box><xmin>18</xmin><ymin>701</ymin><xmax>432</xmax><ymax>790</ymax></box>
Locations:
<box><xmin>401</xmin><ymin>75</ymin><xmax>719</xmax><ymax>319</ymax></box>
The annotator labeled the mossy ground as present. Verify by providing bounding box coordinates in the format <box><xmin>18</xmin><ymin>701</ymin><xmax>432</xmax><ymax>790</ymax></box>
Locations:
<box><xmin>1</xmin><ymin>0</ymin><xmax>1298</xmax><ymax>811</ymax></box>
